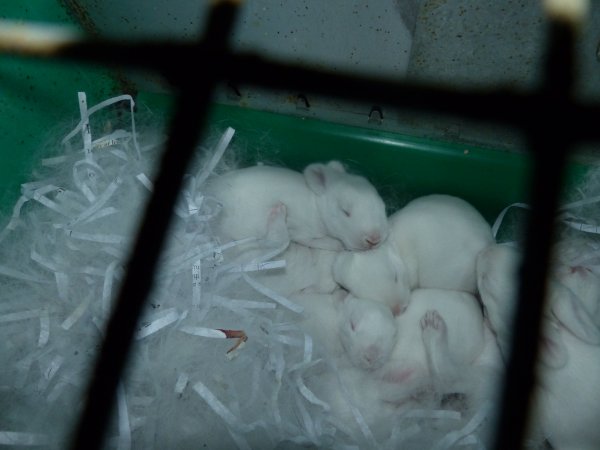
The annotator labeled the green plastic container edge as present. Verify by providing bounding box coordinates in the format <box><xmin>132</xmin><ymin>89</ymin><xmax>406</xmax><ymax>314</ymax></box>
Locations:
<box><xmin>135</xmin><ymin>91</ymin><xmax>589</xmax><ymax>223</ymax></box>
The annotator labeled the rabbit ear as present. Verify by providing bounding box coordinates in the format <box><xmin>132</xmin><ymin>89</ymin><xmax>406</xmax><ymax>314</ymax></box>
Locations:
<box><xmin>333</xmin><ymin>288</ymin><xmax>350</xmax><ymax>304</ymax></box>
<box><xmin>539</xmin><ymin>319</ymin><xmax>569</xmax><ymax>369</ymax></box>
<box><xmin>327</xmin><ymin>160</ymin><xmax>347</xmax><ymax>173</ymax></box>
<box><xmin>303</xmin><ymin>163</ymin><xmax>328</xmax><ymax>194</ymax></box>
<box><xmin>548</xmin><ymin>281</ymin><xmax>600</xmax><ymax>345</ymax></box>
<box><xmin>304</xmin><ymin>162</ymin><xmax>347</xmax><ymax>194</ymax></box>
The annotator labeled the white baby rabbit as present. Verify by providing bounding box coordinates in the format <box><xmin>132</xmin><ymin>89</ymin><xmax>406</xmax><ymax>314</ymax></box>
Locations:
<box><xmin>553</xmin><ymin>237</ymin><xmax>600</xmax><ymax>327</ymax></box>
<box><xmin>289</xmin><ymin>290</ymin><xmax>348</xmax><ymax>358</ymax></box>
<box><xmin>476</xmin><ymin>243</ymin><xmax>600</xmax><ymax>361</ymax></box>
<box><xmin>315</xmin><ymin>288</ymin><xmax>502</xmax><ymax>445</ymax></box>
<box><xmin>291</xmin><ymin>291</ymin><xmax>407</xmax><ymax>442</ymax></box>
<box><xmin>333</xmin><ymin>194</ymin><xmax>494</xmax><ymax>314</ymax></box>
<box><xmin>337</xmin><ymin>294</ymin><xmax>399</xmax><ymax>370</ymax></box>
<box><xmin>376</xmin><ymin>288</ymin><xmax>501</xmax><ymax>411</ymax></box>
<box><xmin>555</xmin><ymin>264</ymin><xmax>600</xmax><ymax>328</ymax></box>
<box><xmin>294</xmin><ymin>289</ymin><xmax>501</xmax><ymax>444</ymax></box>
<box><xmin>291</xmin><ymin>291</ymin><xmax>398</xmax><ymax>371</ymax></box>
<box><xmin>216</xmin><ymin>202</ymin><xmax>338</xmax><ymax>297</ymax></box>
<box><xmin>205</xmin><ymin>161</ymin><xmax>389</xmax><ymax>252</ymax></box>
<box><xmin>476</xmin><ymin>243</ymin><xmax>600</xmax><ymax>450</ymax></box>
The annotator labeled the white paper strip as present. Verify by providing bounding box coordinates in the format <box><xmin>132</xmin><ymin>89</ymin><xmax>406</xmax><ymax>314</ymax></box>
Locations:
<box><xmin>42</xmin><ymin>155</ymin><xmax>70</xmax><ymax>166</ymax></box>
<box><xmin>331</xmin><ymin>360</ymin><xmax>377</xmax><ymax>447</ymax></box>
<box><xmin>288</xmin><ymin>358</ymin><xmax>322</xmax><ymax>374</ymax></box>
<box><xmin>388</xmin><ymin>423</ymin><xmax>421</xmax><ymax>446</ymax></box>
<box><xmin>78</xmin><ymin>92</ymin><xmax>93</xmax><ymax>160</ymax></box>
<box><xmin>38</xmin><ymin>309</ymin><xmax>50</xmax><ymax>347</ymax></box>
<box><xmin>242</xmin><ymin>274</ymin><xmax>303</xmax><ymax>314</ymax></box>
<box><xmin>46</xmin><ymin>380</ymin><xmax>69</xmax><ymax>403</ymax></box>
<box><xmin>491</xmin><ymin>202</ymin><xmax>531</xmax><ymax>238</ymax></box>
<box><xmin>195</xmin><ymin>127</ymin><xmax>235</xmax><ymax>186</ymax></box>
<box><xmin>294</xmin><ymin>389</ymin><xmax>317</xmax><ymax>441</ymax></box>
<box><xmin>563</xmin><ymin>219</ymin><xmax>600</xmax><ymax>235</ymax></box>
<box><xmin>73</xmin><ymin>160</ymin><xmax>100</xmax><ymax>203</ymax></box>
<box><xmin>0</xmin><ymin>195</ymin><xmax>28</xmax><ymax>242</ymax></box>
<box><xmin>272</xmin><ymin>334</ymin><xmax>304</xmax><ymax>347</ymax></box>
<box><xmin>211</xmin><ymin>295</ymin><xmax>277</xmax><ymax>311</ymax></box>
<box><xmin>271</xmin><ymin>346</ymin><xmax>285</xmax><ymax>383</ymax></box>
<box><xmin>55</xmin><ymin>272</ymin><xmax>69</xmax><ymax>301</ymax></box>
<box><xmin>179</xmin><ymin>326</ymin><xmax>227</xmax><ymax>338</ymax></box>
<box><xmin>31</xmin><ymin>250</ymin><xmax>59</xmax><ymax>272</ymax></box>
<box><xmin>295</xmin><ymin>374</ymin><xmax>330</xmax><ymax>411</ymax></box>
<box><xmin>0</xmin><ymin>310</ymin><xmax>40</xmax><ymax>323</ymax></box>
<box><xmin>456</xmin><ymin>435</ymin><xmax>479</xmax><ymax>447</ymax></box>
<box><xmin>228</xmin><ymin>432</ymin><xmax>251</xmax><ymax>450</ymax></box>
<box><xmin>0</xmin><ymin>265</ymin><xmax>48</xmax><ymax>283</ymax></box>
<box><xmin>75</xmin><ymin>265</ymin><xmax>106</xmax><ymax>277</ymax></box>
<box><xmin>66</xmin><ymin>230</ymin><xmax>127</xmax><ymax>245</ymax></box>
<box><xmin>271</xmin><ymin>382</ymin><xmax>283</xmax><ymax>428</ymax></box>
<box><xmin>225</xmin><ymin>260</ymin><xmax>286</xmax><ymax>273</ymax></box>
<box><xmin>92</xmin><ymin>129</ymin><xmax>131</xmax><ymax>150</ymax></box>
<box><xmin>403</xmin><ymin>409</ymin><xmax>462</xmax><ymax>420</ymax></box>
<box><xmin>192</xmin><ymin>260</ymin><xmax>202</xmax><ymax>308</ymax></box>
<box><xmin>102</xmin><ymin>260</ymin><xmax>119</xmax><ymax>316</ymax></box>
<box><xmin>31</xmin><ymin>188</ymin><xmax>73</xmax><ymax>218</ymax></box>
<box><xmin>174</xmin><ymin>373</ymin><xmax>189</xmax><ymax>395</ymax></box>
<box><xmin>62</xmin><ymin>94</ymin><xmax>136</xmax><ymax>147</ymax></box>
<box><xmin>117</xmin><ymin>383</ymin><xmax>132</xmax><ymax>450</ymax></box>
<box><xmin>432</xmin><ymin>402</ymin><xmax>491</xmax><ymax>450</ymax></box>
<box><xmin>136</xmin><ymin>173</ymin><xmax>154</xmax><ymax>191</ymax></box>
<box><xmin>135</xmin><ymin>308</ymin><xmax>180</xmax><ymax>340</ymax></box>
<box><xmin>303</xmin><ymin>333</ymin><xmax>313</xmax><ymax>364</ymax></box>
<box><xmin>0</xmin><ymin>431</ymin><xmax>47</xmax><ymax>446</ymax></box>
<box><xmin>38</xmin><ymin>355</ymin><xmax>64</xmax><ymax>391</ymax></box>
<box><xmin>193</xmin><ymin>380</ymin><xmax>253</xmax><ymax>433</ymax></box>
<box><xmin>109</xmin><ymin>148</ymin><xmax>129</xmax><ymax>161</ymax></box>
<box><xmin>64</xmin><ymin>177</ymin><xmax>122</xmax><ymax>228</ymax></box>
<box><xmin>559</xmin><ymin>193</ymin><xmax>600</xmax><ymax>211</ymax></box>
<box><xmin>61</xmin><ymin>291</ymin><xmax>93</xmax><ymax>330</ymax></box>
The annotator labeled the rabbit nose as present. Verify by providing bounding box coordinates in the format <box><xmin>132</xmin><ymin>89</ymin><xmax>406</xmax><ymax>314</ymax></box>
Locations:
<box><xmin>365</xmin><ymin>233</ymin><xmax>381</xmax><ymax>248</ymax></box>
<box><xmin>392</xmin><ymin>304</ymin><xmax>406</xmax><ymax>317</ymax></box>
<box><xmin>364</xmin><ymin>345</ymin><xmax>380</xmax><ymax>364</ymax></box>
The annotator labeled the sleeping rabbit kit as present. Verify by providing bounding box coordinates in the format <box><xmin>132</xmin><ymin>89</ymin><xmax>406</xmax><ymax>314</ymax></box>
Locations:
<box><xmin>2</xmin><ymin>89</ymin><xmax>600</xmax><ymax>450</ymax></box>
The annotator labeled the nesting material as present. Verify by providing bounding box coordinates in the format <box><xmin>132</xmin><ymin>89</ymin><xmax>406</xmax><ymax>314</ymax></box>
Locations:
<box><xmin>0</xmin><ymin>92</ymin><xmax>499</xmax><ymax>450</ymax></box>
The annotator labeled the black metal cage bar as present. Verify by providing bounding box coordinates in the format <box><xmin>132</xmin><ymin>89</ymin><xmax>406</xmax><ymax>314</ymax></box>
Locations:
<box><xmin>0</xmin><ymin>1</ymin><xmax>595</xmax><ymax>449</ymax></box>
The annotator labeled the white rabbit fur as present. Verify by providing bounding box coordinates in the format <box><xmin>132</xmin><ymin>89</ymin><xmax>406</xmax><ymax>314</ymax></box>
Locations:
<box><xmin>375</xmin><ymin>288</ymin><xmax>501</xmax><ymax>410</ymax></box>
<box><xmin>337</xmin><ymin>295</ymin><xmax>399</xmax><ymax>370</ymax></box>
<box><xmin>553</xmin><ymin>237</ymin><xmax>600</xmax><ymax>327</ymax></box>
<box><xmin>215</xmin><ymin>202</ymin><xmax>338</xmax><ymax>298</ymax></box>
<box><xmin>301</xmin><ymin>289</ymin><xmax>502</xmax><ymax>443</ymax></box>
<box><xmin>251</xmin><ymin>243</ymin><xmax>338</xmax><ymax>297</ymax></box>
<box><xmin>333</xmin><ymin>194</ymin><xmax>494</xmax><ymax>314</ymax></box>
<box><xmin>291</xmin><ymin>291</ymin><xmax>398</xmax><ymax>371</ymax></box>
<box><xmin>205</xmin><ymin>161</ymin><xmax>389</xmax><ymax>252</ymax></box>
<box><xmin>289</xmin><ymin>291</ymin><xmax>348</xmax><ymax>358</ymax></box>
<box><xmin>476</xmin><ymin>243</ymin><xmax>600</xmax><ymax>450</ymax></box>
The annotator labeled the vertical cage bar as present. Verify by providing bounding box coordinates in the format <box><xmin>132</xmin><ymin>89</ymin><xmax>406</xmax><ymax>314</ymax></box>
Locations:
<box><xmin>68</xmin><ymin>2</ymin><xmax>240</xmax><ymax>449</ymax></box>
<box><xmin>492</xmin><ymin>14</ymin><xmax>577</xmax><ymax>450</ymax></box>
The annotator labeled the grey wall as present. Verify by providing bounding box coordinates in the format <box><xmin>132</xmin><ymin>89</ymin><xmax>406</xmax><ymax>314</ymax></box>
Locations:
<box><xmin>404</xmin><ymin>0</ymin><xmax>600</xmax><ymax>153</ymax></box>
<box><xmin>72</xmin><ymin>0</ymin><xmax>600</xmax><ymax>152</ymax></box>
<box><xmin>75</xmin><ymin>0</ymin><xmax>415</xmax><ymax>78</ymax></box>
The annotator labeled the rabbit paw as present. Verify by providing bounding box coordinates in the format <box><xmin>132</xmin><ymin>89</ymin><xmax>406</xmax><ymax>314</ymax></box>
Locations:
<box><xmin>264</xmin><ymin>202</ymin><xmax>289</xmax><ymax>245</ymax></box>
<box><xmin>421</xmin><ymin>309</ymin><xmax>448</xmax><ymax>348</ymax></box>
